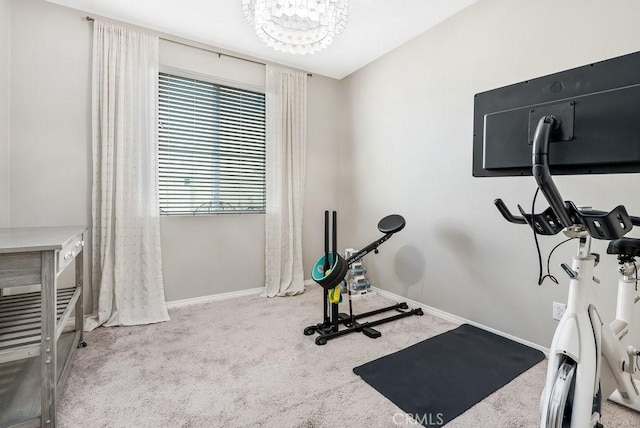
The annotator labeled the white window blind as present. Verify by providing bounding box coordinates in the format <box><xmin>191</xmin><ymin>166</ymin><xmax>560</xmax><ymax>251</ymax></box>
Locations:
<box><xmin>158</xmin><ymin>72</ymin><xmax>266</xmax><ymax>215</ymax></box>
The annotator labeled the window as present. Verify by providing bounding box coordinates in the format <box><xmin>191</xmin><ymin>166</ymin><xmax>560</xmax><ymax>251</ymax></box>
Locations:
<box><xmin>158</xmin><ymin>72</ymin><xmax>266</xmax><ymax>215</ymax></box>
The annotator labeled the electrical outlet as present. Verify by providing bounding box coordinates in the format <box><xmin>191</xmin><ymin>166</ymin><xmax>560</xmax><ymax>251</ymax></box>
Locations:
<box><xmin>553</xmin><ymin>302</ymin><xmax>566</xmax><ymax>320</ymax></box>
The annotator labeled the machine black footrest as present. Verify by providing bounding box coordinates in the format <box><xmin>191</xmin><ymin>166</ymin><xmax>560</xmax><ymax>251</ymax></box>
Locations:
<box><xmin>362</xmin><ymin>327</ymin><xmax>381</xmax><ymax>339</ymax></box>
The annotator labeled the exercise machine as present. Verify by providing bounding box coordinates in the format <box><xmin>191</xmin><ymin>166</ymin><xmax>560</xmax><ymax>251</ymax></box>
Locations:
<box><xmin>496</xmin><ymin>116</ymin><xmax>640</xmax><ymax>427</ymax></box>
<box><xmin>303</xmin><ymin>210</ymin><xmax>423</xmax><ymax>345</ymax></box>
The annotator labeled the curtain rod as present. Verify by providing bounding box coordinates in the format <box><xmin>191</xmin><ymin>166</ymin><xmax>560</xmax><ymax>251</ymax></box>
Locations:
<box><xmin>85</xmin><ymin>16</ymin><xmax>312</xmax><ymax>76</ymax></box>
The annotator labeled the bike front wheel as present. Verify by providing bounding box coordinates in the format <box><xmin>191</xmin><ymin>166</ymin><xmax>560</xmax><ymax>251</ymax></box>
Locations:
<box><xmin>545</xmin><ymin>360</ymin><xmax>576</xmax><ymax>428</ymax></box>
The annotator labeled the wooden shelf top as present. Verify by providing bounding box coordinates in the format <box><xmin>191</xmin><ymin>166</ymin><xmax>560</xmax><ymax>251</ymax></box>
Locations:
<box><xmin>0</xmin><ymin>226</ymin><xmax>88</xmax><ymax>254</ymax></box>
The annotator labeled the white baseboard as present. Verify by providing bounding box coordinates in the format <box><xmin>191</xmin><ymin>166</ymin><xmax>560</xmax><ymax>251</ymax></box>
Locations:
<box><xmin>371</xmin><ymin>286</ymin><xmax>550</xmax><ymax>357</ymax></box>
<box><xmin>70</xmin><ymin>287</ymin><xmax>265</xmax><ymax>328</ymax></box>
<box><xmin>303</xmin><ymin>279</ymin><xmax>548</xmax><ymax>355</ymax></box>
<box><xmin>166</xmin><ymin>287</ymin><xmax>263</xmax><ymax>309</ymax></box>
<box><xmin>158</xmin><ymin>280</ymin><xmax>550</xmax><ymax>356</ymax></box>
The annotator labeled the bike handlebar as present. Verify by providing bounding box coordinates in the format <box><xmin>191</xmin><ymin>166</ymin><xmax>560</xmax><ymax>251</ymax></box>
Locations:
<box><xmin>532</xmin><ymin>116</ymin><xmax>574</xmax><ymax>228</ymax></box>
<box><xmin>494</xmin><ymin>198</ymin><xmax>526</xmax><ymax>224</ymax></box>
<box><xmin>494</xmin><ymin>115</ymin><xmax>640</xmax><ymax>238</ymax></box>
<box><xmin>494</xmin><ymin>115</ymin><xmax>640</xmax><ymax>239</ymax></box>
<box><xmin>578</xmin><ymin>209</ymin><xmax>640</xmax><ymax>227</ymax></box>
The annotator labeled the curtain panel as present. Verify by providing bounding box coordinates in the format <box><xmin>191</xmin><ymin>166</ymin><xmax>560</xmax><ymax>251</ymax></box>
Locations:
<box><xmin>263</xmin><ymin>65</ymin><xmax>308</xmax><ymax>297</ymax></box>
<box><xmin>87</xmin><ymin>21</ymin><xmax>169</xmax><ymax>330</ymax></box>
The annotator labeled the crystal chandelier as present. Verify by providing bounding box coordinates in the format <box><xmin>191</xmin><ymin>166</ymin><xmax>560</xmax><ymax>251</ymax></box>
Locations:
<box><xmin>242</xmin><ymin>0</ymin><xmax>349</xmax><ymax>55</ymax></box>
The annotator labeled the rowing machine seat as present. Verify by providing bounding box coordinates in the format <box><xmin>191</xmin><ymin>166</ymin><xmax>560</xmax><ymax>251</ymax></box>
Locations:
<box><xmin>378</xmin><ymin>214</ymin><xmax>406</xmax><ymax>234</ymax></box>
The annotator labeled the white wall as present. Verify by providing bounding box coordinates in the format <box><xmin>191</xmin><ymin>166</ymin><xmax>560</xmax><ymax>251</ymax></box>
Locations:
<box><xmin>0</xmin><ymin>0</ymin><xmax>10</xmax><ymax>227</ymax></box>
<box><xmin>340</xmin><ymin>0</ymin><xmax>640</xmax><ymax>348</ymax></box>
<box><xmin>8</xmin><ymin>0</ymin><xmax>342</xmax><ymax>306</ymax></box>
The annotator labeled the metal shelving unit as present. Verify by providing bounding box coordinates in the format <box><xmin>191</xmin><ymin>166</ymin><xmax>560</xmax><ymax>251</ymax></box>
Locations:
<box><xmin>0</xmin><ymin>226</ymin><xmax>87</xmax><ymax>428</ymax></box>
<box><xmin>1</xmin><ymin>288</ymin><xmax>79</xmax><ymax>361</ymax></box>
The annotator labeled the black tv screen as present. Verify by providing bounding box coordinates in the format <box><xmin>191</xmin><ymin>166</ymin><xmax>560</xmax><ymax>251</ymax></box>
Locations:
<box><xmin>472</xmin><ymin>50</ymin><xmax>640</xmax><ymax>177</ymax></box>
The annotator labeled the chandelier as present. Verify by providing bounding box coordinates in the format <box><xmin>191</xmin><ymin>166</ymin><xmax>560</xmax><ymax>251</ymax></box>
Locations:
<box><xmin>242</xmin><ymin>0</ymin><xmax>349</xmax><ymax>55</ymax></box>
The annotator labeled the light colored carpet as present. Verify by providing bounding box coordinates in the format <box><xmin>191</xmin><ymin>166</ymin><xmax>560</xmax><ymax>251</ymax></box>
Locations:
<box><xmin>58</xmin><ymin>286</ymin><xmax>640</xmax><ymax>427</ymax></box>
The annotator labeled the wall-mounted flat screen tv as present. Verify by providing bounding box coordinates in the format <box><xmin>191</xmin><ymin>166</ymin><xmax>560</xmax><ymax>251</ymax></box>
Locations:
<box><xmin>472</xmin><ymin>50</ymin><xmax>640</xmax><ymax>177</ymax></box>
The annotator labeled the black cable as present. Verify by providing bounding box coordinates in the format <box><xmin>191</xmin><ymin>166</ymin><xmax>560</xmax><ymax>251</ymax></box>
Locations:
<box><xmin>530</xmin><ymin>188</ymin><xmax>576</xmax><ymax>285</ymax></box>
<box><xmin>530</xmin><ymin>188</ymin><xmax>545</xmax><ymax>285</ymax></box>
<box><xmin>540</xmin><ymin>237</ymin><xmax>578</xmax><ymax>284</ymax></box>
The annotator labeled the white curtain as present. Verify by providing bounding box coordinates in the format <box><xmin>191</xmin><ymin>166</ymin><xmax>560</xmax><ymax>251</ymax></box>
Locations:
<box><xmin>86</xmin><ymin>21</ymin><xmax>169</xmax><ymax>330</ymax></box>
<box><xmin>263</xmin><ymin>65</ymin><xmax>308</xmax><ymax>297</ymax></box>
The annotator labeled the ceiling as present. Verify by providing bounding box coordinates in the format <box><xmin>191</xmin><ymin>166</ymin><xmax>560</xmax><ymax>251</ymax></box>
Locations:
<box><xmin>44</xmin><ymin>0</ymin><xmax>478</xmax><ymax>80</ymax></box>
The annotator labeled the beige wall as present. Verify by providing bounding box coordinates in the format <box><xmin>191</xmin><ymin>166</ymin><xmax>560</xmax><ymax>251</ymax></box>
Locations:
<box><xmin>10</xmin><ymin>0</ymin><xmax>91</xmax><ymax>229</ymax></box>
<box><xmin>9</xmin><ymin>0</ymin><xmax>92</xmax><ymax>295</ymax></box>
<box><xmin>10</xmin><ymin>0</ymin><xmax>640</xmax><ymax>350</ymax></box>
<box><xmin>0</xmin><ymin>0</ymin><xmax>10</xmax><ymax>227</ymax></box>
<box><xmin>8</xmin><ymin>0</ymin><xmax>341</xmax><ymax>305</ymax></box>
<box><xmin>157</xmin><ymin>38</ymin><xmax>342</xmax><ymax>302</ymax></box>
<box><xmin>157</xmin><ymin>40</ymin><xmax>267</xmax><ymax>301</ymax></box>
<box><xmin>340</xmin><ymin>0</ymin><xmax>640</xmax><ymax>348</ymax></box>
<box><xmin>303</xmin><ymin>72</ymin><xmax>342</xmax><ymax>278</ymax></box>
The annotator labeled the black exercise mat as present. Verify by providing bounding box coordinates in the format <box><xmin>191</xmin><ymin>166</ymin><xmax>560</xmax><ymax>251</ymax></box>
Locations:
<box><xmin>353</xmin><ymin>324</ymin><xmax>545</xmax><ymax>426</ymax></box>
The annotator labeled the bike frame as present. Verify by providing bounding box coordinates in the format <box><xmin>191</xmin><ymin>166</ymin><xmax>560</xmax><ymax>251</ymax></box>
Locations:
<box><xmin>540</xmin><ymin>231</ymin><xmax>640</xmax><ymax>427</ymax></box>
<box><xmin>495</xmin><ymin>115</ymin><xmax>640</xmax><ymax>426</ymax></box>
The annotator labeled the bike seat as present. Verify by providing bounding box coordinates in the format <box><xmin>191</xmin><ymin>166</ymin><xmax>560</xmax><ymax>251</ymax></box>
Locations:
<box><xmin>378</xmin><ymin>214</ymin><xmax>406</xmax><ymax>234</ymax></box>
<box><xmin>607</xmin><ymin>238</ymin><xmax>640</xmax><ymax>257</ymax></box>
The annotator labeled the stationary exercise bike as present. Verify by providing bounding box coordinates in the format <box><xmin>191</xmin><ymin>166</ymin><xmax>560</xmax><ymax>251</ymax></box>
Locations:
<box><xmin>303</xmin><ymin>211</ymin><xmax>423</xmax><ymax>345</ymax></box>
<box><xmin>496</xmin><ymin>116</ymin><xmax>640</xmax><ymax>427</ymax></box>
